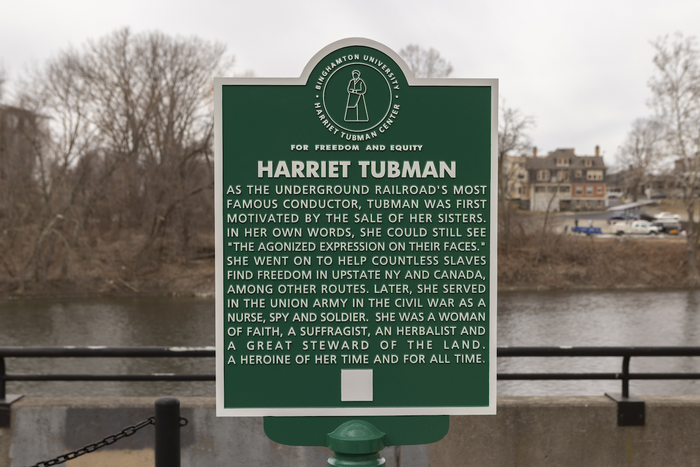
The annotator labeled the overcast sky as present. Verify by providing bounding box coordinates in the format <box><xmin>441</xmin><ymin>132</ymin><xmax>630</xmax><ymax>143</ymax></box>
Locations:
<box><xmin>2</xmin><ymin>0</ymin><xmax>699</xmax><ymax>168</ymax></box>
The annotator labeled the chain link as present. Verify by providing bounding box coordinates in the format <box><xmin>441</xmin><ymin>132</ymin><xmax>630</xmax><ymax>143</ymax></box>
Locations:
<box><xmin>25</xmin><ymin>416</ymin><xmax>188</xmax><ymax>467</ymax></box>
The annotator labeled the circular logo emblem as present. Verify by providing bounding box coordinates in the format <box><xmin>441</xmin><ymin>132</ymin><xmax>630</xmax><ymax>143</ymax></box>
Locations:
<box><xmin>315</xmin><ymin>60</ymin><xmax>398</xmax><ymax>138</ymax></box>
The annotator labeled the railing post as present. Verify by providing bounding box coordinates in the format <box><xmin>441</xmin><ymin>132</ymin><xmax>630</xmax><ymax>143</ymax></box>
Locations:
<box><xmin>622</xmin><ymin>355</ymin><xmax>630</xmax><ymax>398</ymax></box>
<box><xmin>0</xmin><ymin>357</ymin><xmax>6</xmax><ymax>400</ymax></box>
<box><xmin>0</xmin><ymin>358</ymin><xmax>23</xmax><ymax>428</ymax></box>
<box><xmin>605</xmin><ymin>354</ymin><xmax>644</xmax><ymax>426</ymax></box>
<box><xmin>155</xmin><ymin>397</ymin><xmax>181</xmax><ymax>467</ymax></box>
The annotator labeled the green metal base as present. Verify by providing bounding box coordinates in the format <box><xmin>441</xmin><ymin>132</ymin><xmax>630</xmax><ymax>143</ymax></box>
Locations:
<box><xmin>327</xmin><ymin>420</ymin><xmax>386</xmax><ymax>467</ymax></box>
<box><xmin>264</xmin><ymin>415</ymin><xmax>449</xmax><ymax>447</ymax></box>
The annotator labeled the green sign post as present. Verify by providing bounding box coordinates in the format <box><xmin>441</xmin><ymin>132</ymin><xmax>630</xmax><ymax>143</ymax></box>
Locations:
<box><xmin>215</xmin><ymin>38</ymin><xmax>497</xmax><ymax>455</ymax></box>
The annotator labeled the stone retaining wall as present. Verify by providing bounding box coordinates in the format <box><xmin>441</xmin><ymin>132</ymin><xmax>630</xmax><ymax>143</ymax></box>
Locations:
<box><xmin>2</xmin><ymin>396</ymin><xmax>700</xmax><ymax>466</ymax></box>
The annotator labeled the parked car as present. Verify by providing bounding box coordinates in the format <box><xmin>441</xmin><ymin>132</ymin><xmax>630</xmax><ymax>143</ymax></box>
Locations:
<box><xmin>654</xmin><ymin>212</ymin><xmax>681</xmax><ymax>220</ymax></box>
<box><xmin>651</xmin><ymin>220</ymin><xmax>681</xmax><ymax>235</ymax></box>
<box><xmin>571</xmin><ymin>226</ymin><xmax>603</xmax><ymax>236</ymax></box>
<box><xmin>613</xmin><ymin>220</ymin><xmax>660</xmax><ymax>235</ymax></box>
<box><xmin>607</xmin><ymin>214</ymin><xmax>638</xmax><ymax>224</ymax></box>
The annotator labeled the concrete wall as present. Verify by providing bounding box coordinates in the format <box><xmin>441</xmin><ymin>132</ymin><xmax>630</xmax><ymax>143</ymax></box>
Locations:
<box><xmin>3</xmin><ymin>396</ymin><xmax>700</xmax><ymax>467</ymax></box>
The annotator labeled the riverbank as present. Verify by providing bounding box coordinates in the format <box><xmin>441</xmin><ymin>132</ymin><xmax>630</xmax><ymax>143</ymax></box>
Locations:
<box><xmin>0</xmin><ymin>230</ymin><xmax>695</xmax><ymax>300</ymax></box>
<box><xmin>0</xmin><ymin>231</ymin><xmax>216</xmax><ymax>300</ymax></box>
<box><xmin>499</xmin><ymin>234</ymin><xmax>694</xmax><ymax>291</ymax></box>
<box><xmin>0</xmin><ymin>259</ymin><xmax>215</xmax><ymax>300</ymax></box>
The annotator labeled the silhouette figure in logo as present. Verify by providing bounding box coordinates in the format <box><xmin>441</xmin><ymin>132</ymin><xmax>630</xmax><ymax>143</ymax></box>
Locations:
<box><xmin>345</xmin><ymin>70</ymin><xmax>369</xmax><ymax>122</ymax></box>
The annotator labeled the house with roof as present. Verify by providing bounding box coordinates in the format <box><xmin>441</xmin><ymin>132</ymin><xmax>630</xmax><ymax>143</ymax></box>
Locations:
<box><xmin>522</xmin><ymin>147</ymin><xmax>607</xmax><ymax>212</ymax></box>
<box><xmin>605</xmin><ymin>166</ymin><xmax>677</xmax><ymax>200</ymax></box>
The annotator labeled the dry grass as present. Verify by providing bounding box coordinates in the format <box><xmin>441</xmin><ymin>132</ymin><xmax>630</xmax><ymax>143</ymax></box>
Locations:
<box><xmin>0</xmin><ymin>229</ymin><xmax>216</xmax><ymax>299</ymax></box>
<box><xmin>499</xmin><ymin>232</ymin><xmax>691</xmax><ymax>290</ymax></box>
<box><xmin>1</xmin><ymin>214</ymin><xmax>696</xmax><ymax>299</ymax></box>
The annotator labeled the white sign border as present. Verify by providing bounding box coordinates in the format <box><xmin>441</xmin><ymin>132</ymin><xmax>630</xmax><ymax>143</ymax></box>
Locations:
<box><xmin>215</xmin><ymin>37</ymin><xmax>498</xmax><ymax>417</ymax></box>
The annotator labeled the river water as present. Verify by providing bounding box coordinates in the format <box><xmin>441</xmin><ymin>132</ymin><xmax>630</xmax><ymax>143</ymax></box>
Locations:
<box><xmin>2</xmin><ymin>291</ymin><xmax>700</xmax><ymax>397</ymax></box>
<box><xmin>1</xmin><ymin>297</ymin><xmax>216</xmax><ymax>397</ymax></box>
<box><xmin>499</xmin><ymin>289</ymin><xmax>700</xmax><ymax>396</ymax></box>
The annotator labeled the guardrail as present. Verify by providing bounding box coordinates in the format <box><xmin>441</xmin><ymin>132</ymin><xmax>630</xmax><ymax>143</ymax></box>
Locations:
<box><xmin>3</xmin><ymin>346</ymin><xmax>700</xmax><ymax>426</ymax></box>
<box><xmin>0</xmin><ymin>346</ymin><xmax>216</xmax><ymax>401</ymax></box>
<box><xmin>498</xmin><ymin>346</ymin><xmax>700</xmax><ymax>426</ymax></box>
<box><xmin>498</xmin><ymin>346</ymin><xmax>700</xmax><ymax>398</ymax></box>
<box><xmin>3</xmin><ymin>346</ymin><xmax>700</xmax><ymax>396</ymax></box>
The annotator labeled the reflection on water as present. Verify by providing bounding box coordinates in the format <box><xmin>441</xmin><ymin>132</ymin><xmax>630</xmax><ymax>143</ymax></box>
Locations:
<box><xmin>1</xmin><ymin>297</ymin><xmax>215</xmax><ymax>397</ymax></box>
<box><xmin>2</xmin><ymin>291</ymin><xmax>700</xmax><ymax>397</ymax></box>
<box><xmin>499</xmin><ymin>289</ymin><xmax>700</xmax><ymax>396</ymax></box>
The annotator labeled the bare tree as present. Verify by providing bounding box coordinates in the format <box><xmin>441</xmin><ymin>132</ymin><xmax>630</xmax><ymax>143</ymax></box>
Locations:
<box><xmin>0</xmin><ymin>97</ymin><xmax>54</xmax><ymax>289</ymax></box>
<box><xmin>498</xmin><ymin>101</ymin><xmax>536</xmax><ymax>253</ymax></box>
<box><xmin>617</xmin><ymin>117</ymin><xmax>665</xmax><ymax>201</ymax></box>
<box><xmin>648</xmin><ymin>32</ymin><xmax>700</xmax><ymax>284</ymax></box>
<box><xmin>5</xmin><ymin>46</ymin><xmax>107</xmax><ymax>289</ymax></box>
<box><xmin>108</xmin><ymin>30</ymin><xmax>232</xmax><ymax>266</ymax></box>
<box><xmin>61</xmin><ymin>29</ymin><xmax>231</xmax><ymax>269</ymax></box>
<box><xmin>399</xmin><ymin>45</ymin><xmax>453</xmax><ymax>78</ymax></box>
<box><xmin>1</xmin><ymin>28</ymin><xmax>234</xmax><ymax>292</ymax></box>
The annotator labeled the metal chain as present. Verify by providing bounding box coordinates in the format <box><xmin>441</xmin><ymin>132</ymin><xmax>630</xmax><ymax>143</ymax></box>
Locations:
<box><xmin>25</xmin><ymin>416</ymin><xmax>188</xmax><ymax>467</ymax></box>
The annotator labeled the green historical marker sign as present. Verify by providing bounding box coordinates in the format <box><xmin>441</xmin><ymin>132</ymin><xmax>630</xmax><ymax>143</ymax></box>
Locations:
<box><xmin>215</xmin><ymin>39</ymin><xmax>497</xmax><ymax>420</ymax></box>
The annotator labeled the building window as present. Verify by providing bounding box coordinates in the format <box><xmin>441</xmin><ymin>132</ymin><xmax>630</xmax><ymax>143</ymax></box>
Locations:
<box><xmin>557</xmin><ymin>170</ymin><xmax>570</xmax><ymax>181</ymax></box>
<box><xmin>556</xmin><ymin>158</ymin><xmax>570</xmax><ymax>166</ymax></box>
<box><xmin>576</xmin><ymin>186</ymin><xmax>582</xmax><ymax>195</ymax></box>
<box><xmin>597</xmin><ymin>186</ymin><xmax>603</xmax><ymax>194</ymax></box>
<box><xmin>586</xmin><ymin>170</ymin><xmax>603</xmax><ymax>181</ymax></box>
<box><xmin>535</xmin><ymin>186</ymin><xmax>546</xmax><ymax>193</ymax></box>
<box><xmin>584</xmin><ymin>159</ymin><xmax>593</xmax><ymax>167</ymax></box>
<box><xmin>537</xmin><ymin>170</ymin><xmax>550</xmax><ymax>181</ymax></box>
<box><xmin>560</xmin><ymin>186</ymin><xmax>570</xmax><ymax>192</ymax></box>
<box><xmin>586</xmin><ymin>186</ymin><xmax>593</xmax><ymax>195</ymax></box>
<box><xmin>575</xmin><ymin>170</ymin><xmax>582</xmax><ymax>178</ymax></box>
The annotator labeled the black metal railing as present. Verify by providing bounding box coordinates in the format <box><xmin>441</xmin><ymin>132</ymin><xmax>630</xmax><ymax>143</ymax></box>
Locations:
<box><xmin>498</xmin><ymin>346</ymin><xmax>700</xmax><ymax>398</ymax></box>
<box><xmin>0</xmin><ymin>346</ymin><xmax>215</xmax><ymax>400</ymax></box>
<box><xmin>3</xmin><ymin>346</ymin><xmax>700</xmax><ymax>400</ymax></box>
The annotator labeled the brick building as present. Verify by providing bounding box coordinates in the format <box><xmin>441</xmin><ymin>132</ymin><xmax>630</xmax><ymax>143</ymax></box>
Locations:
<box><xmin>521</xmin><ymin>147</ymin><xmax>607</xmax><ymax>212</ymax></box>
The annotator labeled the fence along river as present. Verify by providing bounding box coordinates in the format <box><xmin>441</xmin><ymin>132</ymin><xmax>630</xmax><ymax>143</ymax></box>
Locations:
<box><xmin>3</xmin><ymin>290</ymin><xmax>700</xmax><ymax>397</ymax></box>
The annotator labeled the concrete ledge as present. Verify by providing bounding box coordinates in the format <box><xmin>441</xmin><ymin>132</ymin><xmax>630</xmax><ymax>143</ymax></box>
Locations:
<box><xmin>433</xmin><ymin>396</ymin><xmax>700</xmax><ymax>467</ymax></box>
<box><xmin>3</xmin><ymin>396</ymin><xmax>700</xmax><ymax>466</ymax></box>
